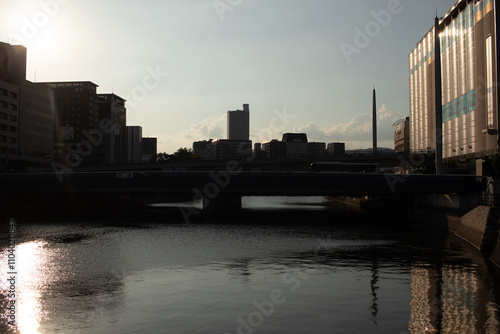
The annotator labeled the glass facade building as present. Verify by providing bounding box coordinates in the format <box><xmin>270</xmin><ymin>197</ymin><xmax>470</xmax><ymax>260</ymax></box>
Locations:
<box><xmin>409</xmin><ymin>0</ymin><xmax>499</xmax><ymax>166</ymax></box>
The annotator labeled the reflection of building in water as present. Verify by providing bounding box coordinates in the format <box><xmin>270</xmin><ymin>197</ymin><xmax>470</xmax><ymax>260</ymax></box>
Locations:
<box><xmin>409</xmin><ymin>267</ymin><xmax>434</xmax><ymax>333</ymax></box>
<box><xmin>409</xmin><ymin>263</ymin><xmax>499</xmax><ymax>333</ymax></box>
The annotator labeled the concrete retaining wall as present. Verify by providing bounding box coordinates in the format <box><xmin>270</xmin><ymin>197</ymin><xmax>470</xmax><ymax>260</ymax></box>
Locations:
<box><xmin>491</xmin><ymin>235</ymin><xmax>500</xmax><ymax>267</ymax></box>
<box><xmin>441</xmin><ymin>206</ymin><xmax>499</xmax><ymax>264</ymax></box>
<box><xmin>334</xmin><ymin>197</ymin><xmax>500</xmax><ymax>266</ymax></box>
<box><xmin>452</xmin><ymin>206</ymin><xmax>491</xmax><ymax>251</ymax></box>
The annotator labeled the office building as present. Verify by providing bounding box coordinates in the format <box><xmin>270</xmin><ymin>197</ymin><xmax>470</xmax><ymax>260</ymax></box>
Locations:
<box><xmin>394</xmin><ymin>117</ymin><xmax>410</xmax><ymax>153</ymax></box>
<box><xmin>253</xmin><ymin>142</ymin><xmax>267</xmax><ymax>159</ymax></box>
<box><xmin>212</xmin><ymin>139</ymin><xmax>252</xmax><ymax>160</ymax></box>
<box><xmin>282</xmin><ymin>133</ymin><xmax>308</xmax><ymax>158</ymax></box>
<box><xmin>42</xmin><ymin>81</ymin><xmax>100</xmax><ymax>167</ymax></box>
<box><xmin>126</xmin><ymin>126</ymin><xmax>142</xmax><ymax>164</ymax></box>
<box><xmin>0</xmin><ymin>42</ymin><xmax>27</xmax><ymax>86</ymax></box>
<box><xmin>141</xmin><ymin>137</ymin><xmax>157</xmax><ymax>163</ymax></box>
<box><xmin>227</xmin><ymin>104</ymin><xmax>250</xmax><ymax>140</ymax></box>
<box><xmin>327</xmin><ymin>142</ymin><xmax>346</xmax><ymax>157</ymax></box>
<box><xmin>409</xmin><ymin>0</ymin><xmax>499</xmax><ymax>173</ymax></box>
<box><xmin>0</xmin><ymin>42</ymin><xmax>54</xmax><ymax>171</ymax></box>
<box><xmin>193</xmin><ymin>140</ymin><xmax>214</xmax><ymax>160</ymax></box>
<box><xmin>18</xmin><ymin>81</ymin><xmax>54</xmax><ymax>170</ymax></box>
<box><xmin>308</xmin><ymin>142</ymin><xmax>327</xmax><ymax>157</ymax></box>
<box><xmin>97</xmin><ymin>94</ymin><xmax>127</xmax><ymax>165</ymax></box>
<box><xmin>0</xmin><ymin>81</ymin><xmax>19</xmax><ymax>171</ymax></box>
<box><xmin>262</xmin><ymin>139</ymin><xmax>286</xmax><ymax>158</ymax></box>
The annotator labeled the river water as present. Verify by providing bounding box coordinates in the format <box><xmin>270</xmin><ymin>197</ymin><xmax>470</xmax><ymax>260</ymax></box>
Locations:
<box><xmin>1</xmin><ymin>196</ymin><xmax>499</xmax><ymax>334</ymax></box>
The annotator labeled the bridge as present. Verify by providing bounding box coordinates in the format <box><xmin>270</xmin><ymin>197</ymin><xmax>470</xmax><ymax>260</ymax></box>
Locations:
<box><xmin>0</xmin><ymin>170</ymin><xmax>487</xmax><ymax>213</ymax></box>
<box><xmin>78</xmin><ymin>151</ymin><xmax>437</xmax><ymax>173</ymax></box>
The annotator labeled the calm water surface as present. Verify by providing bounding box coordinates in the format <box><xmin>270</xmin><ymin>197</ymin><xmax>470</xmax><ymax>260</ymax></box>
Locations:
<box><xmin>1</xmin><ymin>197</ymin><xmax>499</xmax><ymax>334</ymax></box>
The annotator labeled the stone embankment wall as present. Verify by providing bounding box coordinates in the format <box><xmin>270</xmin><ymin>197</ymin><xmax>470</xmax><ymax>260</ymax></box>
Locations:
<box><xmin>451</xmin><ymin>206</ymin><xmax>498</xmax><ymax>252</ymax></box>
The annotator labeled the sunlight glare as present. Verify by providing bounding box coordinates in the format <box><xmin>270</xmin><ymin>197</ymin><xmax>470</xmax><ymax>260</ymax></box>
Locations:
<box><xmin>1</xmin><ymin>241</ymin><xmax>50</xmax><ymax>334</ymax></box>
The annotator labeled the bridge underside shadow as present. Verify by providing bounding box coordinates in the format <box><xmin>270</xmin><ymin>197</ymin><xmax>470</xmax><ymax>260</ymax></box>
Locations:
<box><xmin>0</xmin><ymin>172</ymin><xmax>487</xmax><ymax>215</ymax></box>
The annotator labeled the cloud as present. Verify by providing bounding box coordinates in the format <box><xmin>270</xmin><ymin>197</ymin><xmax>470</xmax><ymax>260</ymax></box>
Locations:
<box><xmin>156</xmin><ymin>114</ymin><xmax>227</xmax><ymax>152</ymax></box>
<box><xmin>293</xmin><ymin>105</ymin><xmax>404</xmax><ymax>149</ymax></box>
<box><xmin>189</xmin><ymin>114</ymin><xmax>226</xmax><ymax>139</ymax></box>
<box><xmin>156</xmin><ymin>105</ymin><xmax>404</xmax><ymax>153</ymax></box>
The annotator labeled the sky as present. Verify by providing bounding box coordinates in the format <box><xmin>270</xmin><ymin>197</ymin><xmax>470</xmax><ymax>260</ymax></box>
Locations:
<box><xmin>0</xmin><ymin>0</ymin><xmax>458</xmax><ymax>153</ymax></box>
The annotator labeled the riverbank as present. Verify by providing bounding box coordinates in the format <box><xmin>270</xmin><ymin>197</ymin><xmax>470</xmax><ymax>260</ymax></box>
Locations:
<box><xmin>332</xmin><ymin>196</ymin><xmax>500</xmax><ymax>268</ymax></box>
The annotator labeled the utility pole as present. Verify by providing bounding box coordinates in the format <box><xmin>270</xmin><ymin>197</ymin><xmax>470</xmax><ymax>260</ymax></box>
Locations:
<box><xmin>434</xmin><ymin>16</ymin><xmax>443</xmax><ymax>175</ymax></box>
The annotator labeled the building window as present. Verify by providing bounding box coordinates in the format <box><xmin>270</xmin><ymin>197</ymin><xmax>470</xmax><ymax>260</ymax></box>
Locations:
<box><xmin>486</xmin><ymin>35</ymin><xmax>494</xmax><ymax>129</ymax></box>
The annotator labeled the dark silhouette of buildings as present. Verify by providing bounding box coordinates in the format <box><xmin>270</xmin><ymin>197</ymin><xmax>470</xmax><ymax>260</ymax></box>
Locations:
<box><xmin>0</xmin><ymin>81</ymin><xmax>19</xmax><ymax>171</ymax></box>
<box><xmin>282</xmin><ymin>133</ymin><xmax>308</xmax><ymax>158</ymax></box>
<box><xmin>0</xmin><ymin>42</ymin><xmax>54</xmax><ymax>172</ymax></box>
<box><xmin>213</xmin><ymin>139</ymin><xmax>252</xmax><ymax>160</ymax></box>
<box><xmin>308</xmin><ymin>142</ymin><xmax>327</xmax><ymax>156</ymax></box>
<box><xmin>18</xmin><ymin>81</ymin><xmax>54</xmax><ymax>170</ymax></box>
<box><xmin>262</xmin><ymin>139</ymin><xmax>287</xmax><ymax>158</ymax></box>
<box><xmin>193</xmin><ymin>140</ymin><xmax>214</xmax><ymax>160</ymax></box>
<box><xmin>327</xmin><ymin>142</ymin><xmax>346</xmax><ymax>157</ymax></box>
<box><xmin>126</xmin><ymin>126</ymin><xmax>142</xmax><ymax>164</ymax></box>
<box><xmin>141</xmin><ymin>137</ymin><xmax>157</xmax><ymax>163</ymax></box>
<box><xmin>0</xmin><ymin>41</ymin><xmax>156</xmax><ymax>170</ymax></box>
<box><xmin>42</xmin><ymin>81</ymin><xmax>100</xmax><ymax>167</ymax></box>
<box><xmin>98</xmin><ymin>94</ymin><xmax>127</xmax><ymax>165</ymax></box>
<box><xmin>0</xmin><ymin>43</ymin><xmax>27</xmax><ymax>85</ymax></box>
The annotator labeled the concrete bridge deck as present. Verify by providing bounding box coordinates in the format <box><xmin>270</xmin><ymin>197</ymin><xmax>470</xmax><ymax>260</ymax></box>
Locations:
<box><xmin>0</xmin><ymin>171</ymin><xmax>487</xmax><ymax>199</ymax></box>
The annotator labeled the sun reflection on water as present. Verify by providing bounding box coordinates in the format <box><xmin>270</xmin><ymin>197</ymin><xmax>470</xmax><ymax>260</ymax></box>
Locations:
<box><xmin>0</xmin><ymin>241</ymin><xmax>53</xmax><ymax>334</ymax></box>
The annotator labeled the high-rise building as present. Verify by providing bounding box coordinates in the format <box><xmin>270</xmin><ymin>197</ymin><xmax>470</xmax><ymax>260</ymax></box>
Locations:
<box><xmin>42</xmin><ymin>81</ymin><xmax>100</xmax><ymax>167</ymax></box>
<box><xmin>0</xmin><ymin>42</ymin><xmax>54</xmax><ymax>172</ymax></box>
<box><xmin>0</xmin><ymin>81</ymin><xmax>19</xmax><ymax>171</ymax></box>
<box><xmin>18</xmin><ymin>81</ymin><xmax>54</xmax><ymax>170</ymax></box>
<box><xmin>409</xmin><ymin>0</ymin><xmax>499</xmax><ymax>174</ymax></box>
<box><xmin>0</xmin><ymin>42</ymin><xmax>27</xmax><ymax>86</ymax></box>
<box><xmin>97</xmin><ymin>94</ymin><xmax>127</xmax><ymax>165</ymax></box>
<box><xmin>227</xmin><ymin>104</ymin><xmax>249</xmax><ymax>140</ymax></box>
<box><xmin>126</xmin><ymin>126</ymin><xmax>142</xmax><ymax>164</ymax></box>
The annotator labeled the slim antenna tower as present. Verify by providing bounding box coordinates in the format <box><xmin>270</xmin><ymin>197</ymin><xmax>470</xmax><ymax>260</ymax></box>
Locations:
<box><xmin>372</xmin><ymin>88</ymin><xmax>377</xmax><ymax>155</ymax></box>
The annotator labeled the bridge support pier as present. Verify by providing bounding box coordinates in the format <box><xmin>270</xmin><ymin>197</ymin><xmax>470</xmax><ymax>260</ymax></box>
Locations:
<box><xmin>203</xmin><ymin>195</ymin><xmax>242</xmax><ymax>214</ymax></box>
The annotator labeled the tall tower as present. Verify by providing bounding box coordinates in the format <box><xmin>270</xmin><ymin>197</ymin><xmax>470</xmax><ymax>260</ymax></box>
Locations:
<box><xmin>373</xmin><ymin>89</ymin><xmax>377</xmax><ymax>155</ymax></box>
